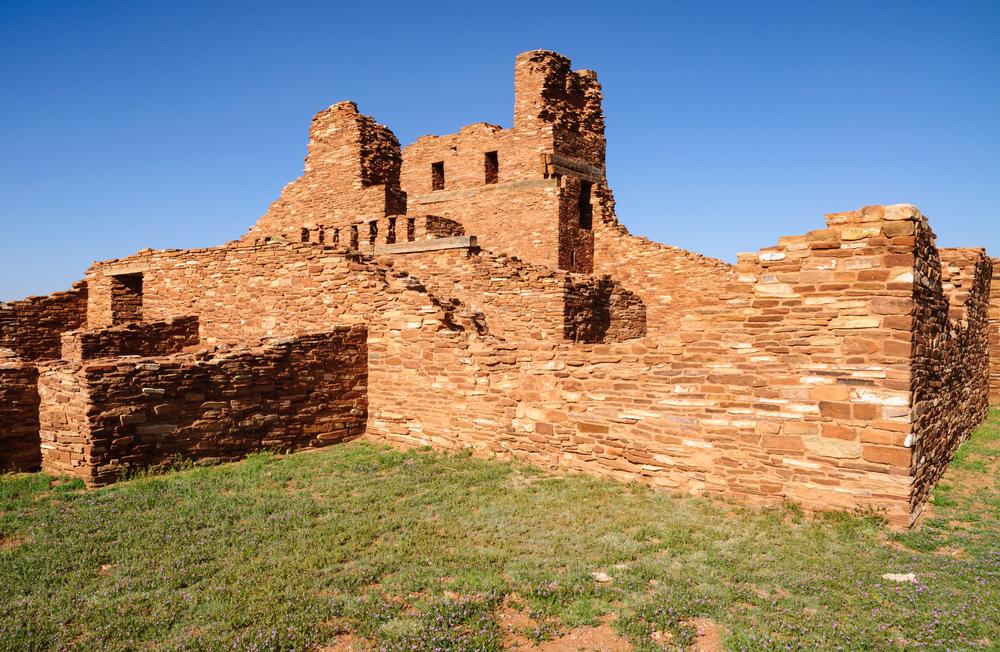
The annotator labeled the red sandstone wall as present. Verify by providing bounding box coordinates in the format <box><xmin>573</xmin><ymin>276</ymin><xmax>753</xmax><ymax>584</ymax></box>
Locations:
<box><xmin>367</xmin><ymin>205</ymin><xmax>981</xmax><ymax>527</ymax></box>
<box><xmin>991</xmin><ymin>258</ymin><xmax>1000</xmax><ymax>403</ymax></box>
<box><xmin>38</xmin><ymin>327</ymin><xmax>368</xmax><ymax>484</ymax></box>
<box><xmin>400</xmin><ymin>51</ymin><xmax>603</xmax><ymax>274</ymax></box>
<box><xmin>85</xmin><ymin>243</ymin><xmax>401</xmax><ymax>344</ymax></box>
<box><xmin>0</xmin><ymin>352</ymin><xmax>40</xmax><ymax>472</ymax></box>
<box><xmin>909</xmin><ymin>245</ymin><xmax>992</xmax><ymax>513</ymax></box>
<box><xmin>378</xmin><ymin>247</ymin><xmax>644</xmax><ymax>343</ymax></box>
<box><xmin>593</xmin><ymin>219</ymin><xmax>735</xmax><ymax>337</ymax></box>
<box><xmin>61</xmin><ymin>315</ymin><xmax>200</xmax><ymax>361</ymax></box>
<box><xmin>246</xmin><ymin>102</ymin><xmax>405</xmax><ymax>243</ymax></box>
<box><xmin>0</xmin><ymin>282</ymin><xmax>88</xmax><ymax>361</ymax></box>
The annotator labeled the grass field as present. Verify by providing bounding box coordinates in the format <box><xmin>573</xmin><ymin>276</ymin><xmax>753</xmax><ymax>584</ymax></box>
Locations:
<box><xmin>1</xmin><ymin>409</ymin><xmax>998</xmax><ymax>651</ymax></box>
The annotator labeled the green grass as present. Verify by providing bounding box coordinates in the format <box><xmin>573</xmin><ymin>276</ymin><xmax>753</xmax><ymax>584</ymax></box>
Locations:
<box><xmin>1</xmin><ymin>410</ymin><xmax>998</xmax><ymax>651</ymax></box>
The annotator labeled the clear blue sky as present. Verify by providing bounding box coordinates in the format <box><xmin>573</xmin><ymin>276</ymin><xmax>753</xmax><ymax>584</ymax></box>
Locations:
<box><xmin>1</xmin><ymin>0</ymin><xmax>998</xmax><ymax>301</ymax></box>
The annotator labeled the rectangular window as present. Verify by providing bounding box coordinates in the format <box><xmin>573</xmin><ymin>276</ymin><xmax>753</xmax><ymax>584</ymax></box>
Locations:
<box><xmin>484</xmin><ymin>151</ymin><xmax>499</xmax><ymax>184</ymax></box>
<box><xmin>578</xmin><ymin>181</ymin><xmax>593</xmax><ymax>230</ymax></box>
<box><xmin>110</xmin><ymin>273</ymin><xmax>143</xmax><ymax>325</ymax></box>
<box><xmin>333</xmin><ymin>228</ymin><xmax>340</xmax><ymax>247</ymax></box>
<box><xmin>301</xmin><ymin>227</ymin><xmax>310</xmax><ymax>243</ymax></box>
<box><xmin>387</xmin><ymin>217</ymin><xmax>397</xmax><ymax>244</ymax></box>
<box><xmin>350</xmin><ymin>225</ymin><xmax>359</xmax><ymax>250</ymax></box>
<box><xmin>431</xmin><ymin>161</ymin><xmax>445</xmax><ymax>191</ymax></box>
<box><xmin>369</xmin><ymin>220</ymin><xmax>378</xmax><ymax>247</ymax></box>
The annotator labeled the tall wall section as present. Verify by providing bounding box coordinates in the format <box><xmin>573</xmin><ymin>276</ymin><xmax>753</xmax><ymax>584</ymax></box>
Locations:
<box><xmin>85</xmin><ymin>243</ymin><xmax>398</xmax><ymax>341</ymax></box>
<box><xmin>593</xmin><ymin>217</ymin><xmax>735</xmax><ymax>337</ymax></box>
<box><xmin>245</xmin><ymin>102</ymin><xmax>405</xmax><ymax>244</ymax></box>
<box><xmin>909</xmin><ymin>244</ymin><xmax>992</xmax><ymax>512</ymax></box>
<box><xmin>401</xmin><ymin>50</ymin><xmax>604</xmax><ymax>274</ymax></box>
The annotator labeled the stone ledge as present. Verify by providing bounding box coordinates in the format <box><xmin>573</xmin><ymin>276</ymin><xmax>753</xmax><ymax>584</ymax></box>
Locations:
<box><xmin>412</xmin><ymin>178</ymin><xmax>557</xmax><ymax>205</ymax></box>
<box><xmin>375</xmin><ymin>236</ymin><xmax>478</xmax><ymax>255</ymax></box>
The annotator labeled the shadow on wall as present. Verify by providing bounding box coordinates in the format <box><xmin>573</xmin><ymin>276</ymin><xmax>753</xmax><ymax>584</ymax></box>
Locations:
<box><xmin>564</xmin><ymin>276</ymin><xmax>646</xmax><ymax>343</ymax></box>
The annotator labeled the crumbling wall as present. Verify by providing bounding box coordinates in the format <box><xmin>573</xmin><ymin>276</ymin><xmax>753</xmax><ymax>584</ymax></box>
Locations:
<box><xmin>991</xmin><ymin>258</ymin><xmax>1000</xmax><ymax>403</ymax></box>
<box><xmin>0</xmin><ymin>282</ymin><xmax>87</xmax><ymax>361</ymax></box>
<box><xmin>400</xmin><ymin>51</ymin><xmax>603</xmax><ymax>274</ymax></box>
<box><xmin>909</xmin><ymin>244</ymin><xmax>992</xmax><ymax>512</ymax></box>
<box><xmin>246</xmin><ymin>102</ymin><xmax>405</xmax><ymax>243</ymax></box>
<box><xmin>593</xmin><ymin>219</ymin><xmax>735</xmax><ymax>336</ymax></box>
<box><xmin>564</xmin><ymin>276</ymin><xmax>646</xmax><ymax>343</ymax></box>
<box><xmin>61</xmin><ymin>316</ymin><xmax>200</xmax><ymax>361</ymax></box>
<box><xmin>0</xmin><ymin>350</ymin><xmax>40</xmax><ymax>472</ymax></box>
<box><xmin>38</xmin><ymin>327</ymin><xmax>368</xmax><ymax>485</ymax></box>
<box><xmin>377</xmin><ymin>246</ymin><xmax>645</xmax><ymax>342</ymax></box>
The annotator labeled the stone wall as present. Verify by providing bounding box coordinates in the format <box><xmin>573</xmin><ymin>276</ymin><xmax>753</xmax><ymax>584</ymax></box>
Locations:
<box><xmin>400</xmin><ymin>51</ymin><xmax>603</xmax><ymax>274</ymax></box>
<box><xmin>909</xmin><ymin>244</ymin><xmax>992</xmax><ymax>513</ymax></box>
<box><xmin>85</xmin><ymin>243</ymin><xmax>390</xmax><ymax>343</ymax></box>
<box><xmin>593</xmin><ymin>220</ymin><xmax>735</xmax><ymax>337</ymax></box>
<box><xmin>0</xmin><ymin>350</ymin><xmax>40</xmax><ymax>472</ymax></box>
<box><xmin>375</xmin><ymin>245</ymin><xmax>645</xmax><ymax>343</ymax></box>
<box><xmin>245</xmin><ymin>101</ymin><xmax>406</xmax><ymax>243</ymax></box>
<box><xmin>38</xmin><ymin>327</ymin><xmax>368</xmax><ymax>485</ymax></box>
<box><xmin>991</xmin><ymin>258</ymin><xmax>1000</xmax><ymax>403</ymax></box>
<box><xmin>0</xmin><ymin>282</ymin><xmax>87</xmax><ymax>361</ymax></box>
<box><xmin>61</xmin><ymin>316</ymin><xmax>200</xmax><ymax>361</ymax></box>
<box><xmin>366</xmin><ymin>204</ymin><xmax>989</xmax><ymax>528</ymax></box>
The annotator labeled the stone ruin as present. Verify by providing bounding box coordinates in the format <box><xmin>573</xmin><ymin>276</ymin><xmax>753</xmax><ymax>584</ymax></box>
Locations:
<box><xmin>1</xmin><ymin>50</ymin><xmax>998</xmax><ymax>528</ymax></box>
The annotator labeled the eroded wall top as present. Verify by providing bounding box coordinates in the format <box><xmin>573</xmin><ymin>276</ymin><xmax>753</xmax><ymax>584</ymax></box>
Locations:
<box><xmin>245</xmin><ymin>102</ymin><xmax>405</xmax><ymax>243</ymax></box>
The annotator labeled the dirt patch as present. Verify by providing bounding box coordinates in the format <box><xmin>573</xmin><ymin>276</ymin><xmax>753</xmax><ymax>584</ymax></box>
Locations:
<box><xmin>0</xmin><ymin>535</ymin><xmax>23</xmax><ymax>551</ymax></box>
<box><xmin>532</xmin><ymin>622</ymin><xmax>632</xmax><ymax>652</ymax></box>
<box><xmin>499</xmin><ymin>594</ymin><xmax>542</xmax><ymax>649</ymax></box>
<box><xmin>317</xmin><ymin>633</ymin><xmax>370</xmax><ymax>651</ymax></box>
<box><xmin>686</xmin><ymin>617</ymin><xmax>726</xmax><ymax>652</ymax></box>
<box><xmin>499</xmin><ymin>597</ymin><xmax>630</xmax><ymax>651</ymax></box>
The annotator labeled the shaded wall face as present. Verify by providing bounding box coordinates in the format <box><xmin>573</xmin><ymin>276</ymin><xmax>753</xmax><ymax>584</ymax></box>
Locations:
<box><xmin>910</xmin><ymin>244</ymin><xmax>993</xmax><ymax>512</ymax></box>
<box><xmin>38</xmin><ymin>327</ymin><xmax>368</xmax><ymax>485</ymax></box>
<box><xmin>0</xmin><ymin>362</ymin><xmax>40</xmax><ymax>472</ymax></box>
<box><xmin>60</xmin><ymin>316</ymin><xmax>200</xmax><ymax>361</ymax></box>
<box><xmin>0</xmin><ymin>283</ymin><xmax>88</xmax><ymax>361</ymax></box>
<box><xmin>991</xmin><ymin>258</ymin><xmax>1000</xmax><ymax>403</ymax></box>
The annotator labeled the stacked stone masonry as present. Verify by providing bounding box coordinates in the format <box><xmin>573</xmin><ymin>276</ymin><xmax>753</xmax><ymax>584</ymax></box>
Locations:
<box><xmin>38</xmin><ymin>327</ymin><xmax>368</xmax><ymax>485</ymax></box>
<box><xmin>1</xmin><ymin>50</ymin><xmax>998</xmax><ymax>529</ymax></box>
<box><xmin>0</xmin><ymin>350</ymin><xmax>41</xmax><ymax>472</ymax></box>
<box><xmin>991</xmin><ymin>258</ymin><xmax>1000</xmax><ymax>403</ymax></box>
<box><xmin>61</xmin><ymin>315</ymin><xmax>200</xmax><ymax>361</ymax></box>
<box><xmin>0</xmin><ymin>282</ymin><xmax>87</xmax><ymax>360</ymax></box>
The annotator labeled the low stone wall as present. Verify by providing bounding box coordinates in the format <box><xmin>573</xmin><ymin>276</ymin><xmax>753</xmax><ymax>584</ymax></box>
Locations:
<box><xmin>61</xmin><ymin>316</ymin><xmax>200</xmax><ymax>361</ymax></box>
<box><xmin>38</xmin><ymin>327</ymin><xmax>368</xmax><ymax>484</ymax></box>
<box><xmin>909</xmin><ymin>245</ymin><xmax>992</xmax><ymax>513</ymax></box>
<box><xmin>0</xmin><ymin>351</ymin><xmax>40</xmax><ymax>472</ymax></box>
<box><xmin>0</xmin><ymin>282</ymin><xmax>87</xmax><ymax>361</ymax></box>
